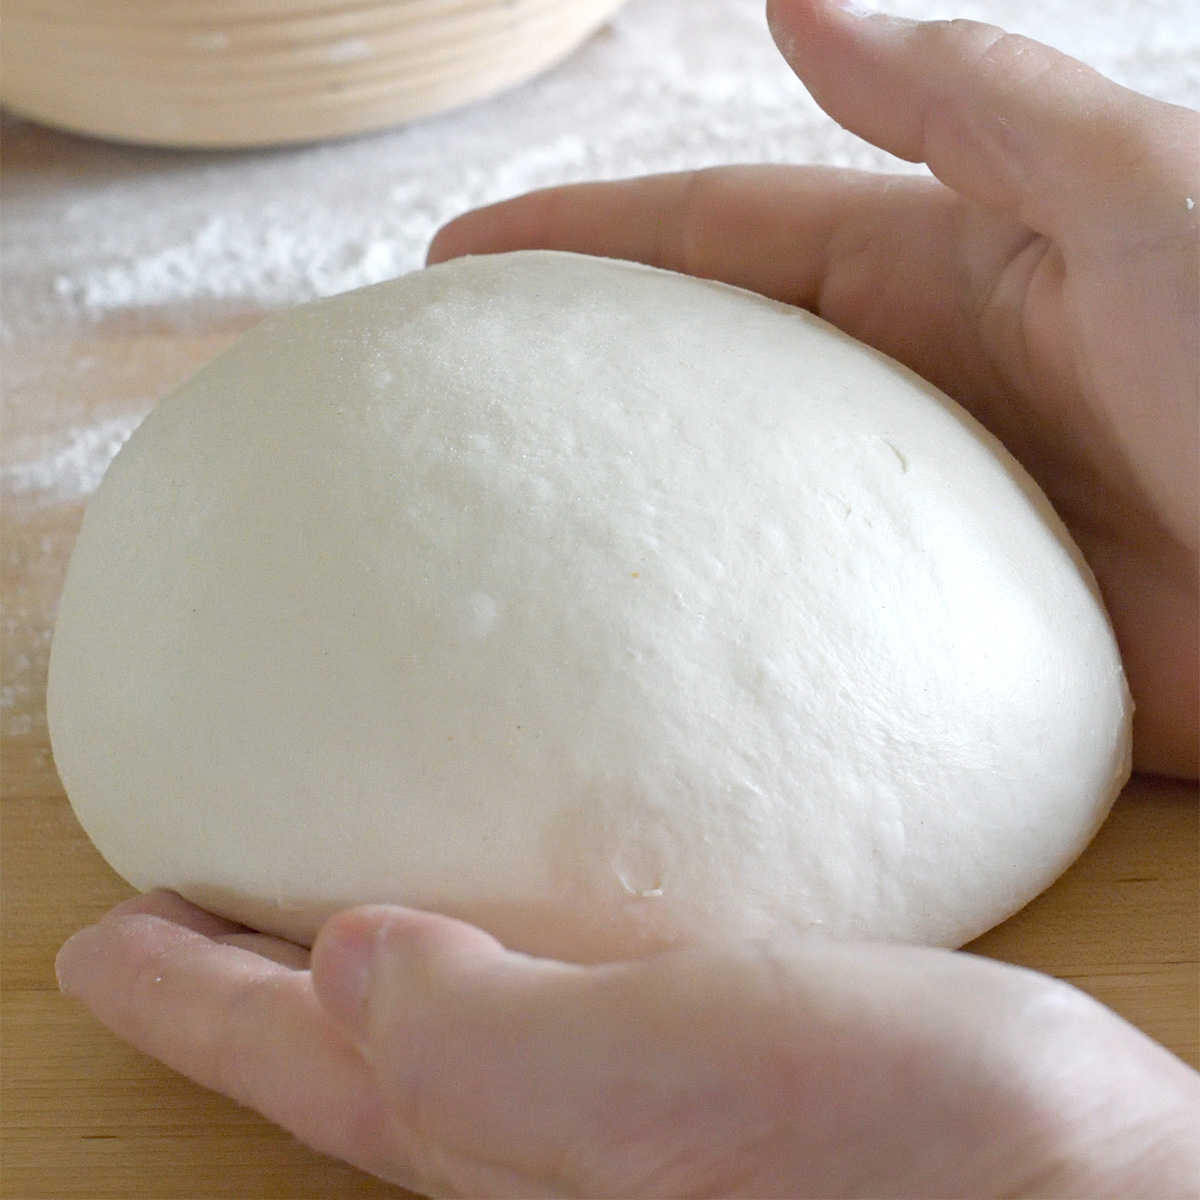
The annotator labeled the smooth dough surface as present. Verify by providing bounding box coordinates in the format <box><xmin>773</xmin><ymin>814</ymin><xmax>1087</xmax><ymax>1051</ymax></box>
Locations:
<box><xmin>47</xmin><ymin>250</ymin><xmax>1132</xmax><ymax>960</ymax></box>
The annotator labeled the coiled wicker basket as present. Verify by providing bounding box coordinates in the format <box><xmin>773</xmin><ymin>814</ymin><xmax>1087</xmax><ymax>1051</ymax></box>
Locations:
<box><xmin>1</xmin><ymin>0</ymin><xmax>627</xmax><ymax>147</ymax></box>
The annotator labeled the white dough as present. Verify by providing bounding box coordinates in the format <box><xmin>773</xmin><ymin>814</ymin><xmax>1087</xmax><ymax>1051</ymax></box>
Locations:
<box><xmin>47</xmin><ymin>250</ymin><xmax>1132</xmax><ymax>960</ymax></box>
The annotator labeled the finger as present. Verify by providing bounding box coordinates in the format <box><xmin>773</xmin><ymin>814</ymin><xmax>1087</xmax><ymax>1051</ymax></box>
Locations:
<box><xmin>55</xmin><ymin>912</ymin><xmax>401</xmax><ymax>1187</ymax></box>
<box><xmin>216</xmin><ymin>932</ymin><xmax>311</xmax><ymax>969</ymax></box>
<box><xmin>426</xmin><ymin>166</ymin><xmax>1018</xmax><ymax>418</ymax></box>
<box><xmin>428</xmin><ymin>165</ymin><xmax>864</xmax><ymax>307</ymax></box>
<box><xmin>428</xmin><ymin>165</ymin><xmax>950</xmax><ymax>316</ymax></box>
<box><xmin>102</xmin><ymin>888</ymin><xmax>255</xmax><ymax>938</ymax></box>
<box><xmin>312</xmin><ymin>905</ymin><xmax>507</xmax><ymax>1035</ymax></box>
<box><xmin>99</xmin><ymin>889</ymin><xmax>311</xmax><ymax>967</ymax></box>
<box><xmin>765</xmin><ymin>0</ymin><xmax>1199</xmax><ymax>246</ymax></box>
<box><xmin>313</xmin><ymin>906</ymin><xmax>599</xmax><ymax>1195</ymax></box>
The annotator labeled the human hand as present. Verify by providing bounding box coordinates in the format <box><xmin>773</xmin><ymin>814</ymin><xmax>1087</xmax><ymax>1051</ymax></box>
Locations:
<box><xmin>55</xmin><ymin>889</ymin><xmax>1200</xmax><ymax>1198</ymax></box>
<box><xmin>429</xmin><ymin>0</ymin><xmax>1200</xmax><ymax>780</ymax></box>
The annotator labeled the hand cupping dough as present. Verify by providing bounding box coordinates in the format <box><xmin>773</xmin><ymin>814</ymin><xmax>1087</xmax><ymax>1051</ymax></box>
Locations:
<box><xmin>47</xmin><ymin>250</ymin><xmax>1131</xmax><ymax>961</ymax></box>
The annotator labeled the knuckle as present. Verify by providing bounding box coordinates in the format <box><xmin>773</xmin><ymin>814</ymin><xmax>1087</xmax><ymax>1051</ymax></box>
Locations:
<box><xmin>663</xmin><ymin>169</ymin><xmax>710</xmax><ymax>274</ymax></box>
<box><xmin>916</xmin><ymin>18</ymin><xmax>1044</xmax><ymax>90</ymax></box>
<box><xmin>975</xmin><ymin>29</ymin><xmax>1060</xmax><ymax>93</ymax></box>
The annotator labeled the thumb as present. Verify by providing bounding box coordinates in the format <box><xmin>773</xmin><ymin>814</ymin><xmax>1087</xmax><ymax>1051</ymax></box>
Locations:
<box><xmin>311</xmin><ymin>905</ymin><xmax>606</xmax><ymax>1194</ymax></box>
<box><xmin>766</xmin><ymin>0</ymin><xmax>1199</xmax><ymax>247</ymax></box>
<box><xmin>310</xmin><ymin>908</ymin><xmax>1200</xmax><ymax>1198</ymax></box>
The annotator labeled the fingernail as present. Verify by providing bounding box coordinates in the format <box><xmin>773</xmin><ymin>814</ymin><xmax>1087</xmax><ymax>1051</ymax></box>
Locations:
<box><xmin>55</xmin><ymin>941</ymin><xmax>77</xmax><ymax>996</ymax></box>
<box><xmin>55</xmin><ymin>925</ymin><xmax>98</xmax><ymax>997</ymax></box>
<box><xmin>312</xmin><ymin>918</ymin><xmax>381</xmax><ymax>1041</ymax></box>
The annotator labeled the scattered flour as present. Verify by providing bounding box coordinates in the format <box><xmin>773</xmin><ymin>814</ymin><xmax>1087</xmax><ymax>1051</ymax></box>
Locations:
<box><xmin>52</xmin><ymin>213</ymin><xmax>416</xmax><ymax>316</ymax></box>
<box><xmin>3</xmin><ymin>414</ymin><xmax>146</xmax><ymax>506</ymax></box>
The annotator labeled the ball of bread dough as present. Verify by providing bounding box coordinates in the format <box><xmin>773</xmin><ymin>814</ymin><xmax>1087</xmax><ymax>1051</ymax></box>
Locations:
<box><xmin>47</xmin><ymin>250</ymin><xmax>1131</xmax><ymax>960</ymax></box>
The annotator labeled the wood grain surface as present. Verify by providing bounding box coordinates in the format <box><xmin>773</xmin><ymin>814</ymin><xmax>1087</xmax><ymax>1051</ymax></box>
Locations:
<box><xmin>2</xmin><ymin>126</ymin><xmax>1197</xmax><ymax>1200</ymax></box>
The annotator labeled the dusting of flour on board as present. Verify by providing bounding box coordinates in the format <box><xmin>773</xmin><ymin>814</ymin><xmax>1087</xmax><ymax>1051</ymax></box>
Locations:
<box><xmin>2</xmin><ymin>414</ymin><xmax>147</xmax><ymax>507</ymax></box>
